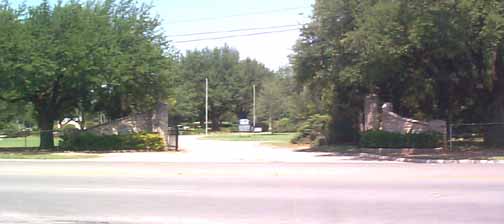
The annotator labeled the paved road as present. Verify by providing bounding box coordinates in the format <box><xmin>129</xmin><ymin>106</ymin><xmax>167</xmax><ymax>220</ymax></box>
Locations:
<box><xmin>99</xmin><ymin>135</ymin><xmax>369</xmax><ymax>163</ymax></box>
<box><xmin>0</xmin><ymin>161</ymin><xmax>503</xmax><ymax>224</ymax></box>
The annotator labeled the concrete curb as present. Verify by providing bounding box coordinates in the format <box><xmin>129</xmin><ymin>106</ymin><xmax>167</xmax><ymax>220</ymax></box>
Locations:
<box><xmin>358</xmin><ymin>153</ymin><xmax>504</xmax><ymax>164</ymax></box>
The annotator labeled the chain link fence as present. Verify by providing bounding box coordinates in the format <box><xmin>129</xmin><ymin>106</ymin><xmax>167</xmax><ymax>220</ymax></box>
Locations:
<box><xmin>0</xmin><ymin>130</ymin><xmax>61</xmax><ymax>148</ymax></box>
<box><xmin>449</xmin><ymin>123</ymin><xmax>504</xmax><ymax>151</ymax></box>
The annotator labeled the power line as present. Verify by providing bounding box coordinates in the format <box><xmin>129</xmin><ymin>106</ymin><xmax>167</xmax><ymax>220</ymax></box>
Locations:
<box><xmin>168</xmin><ymin>6</ymin><xmax>309</xmax><ymax>24</ymax></box>
<box><xmin>172</xmin><ymin>28</ymin><xmax>300</xmax><ymax>44</ymax></box>
<box><xmin>168</xmin><ymin>25</ymin><xmax>302</xmax><ymax>38</ymax></box>
<box><xmin>167</xmin><ymin>24</ymin><xmax>302</xmax><ymax>37</ymax></box>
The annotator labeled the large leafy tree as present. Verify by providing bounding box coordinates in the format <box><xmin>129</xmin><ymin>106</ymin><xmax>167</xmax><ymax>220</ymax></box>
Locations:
<box><xmin>0</xmin><ymin>0</ymin><xmax>173</xmax><ymax>148</ymax></box>
<box><xmin>293</xmin><ymin>0</ymin><xmax>364</xmax><ymax>143</ymax></box>
<box><xmin>293</xmin><ymin>0</ymin><xmax>504</xmax><ymax>145</ymax></box>
<box><xmin>345</xmin><ymin>0</ymin><xmax>504</xmax><ymax>146</ymax></box>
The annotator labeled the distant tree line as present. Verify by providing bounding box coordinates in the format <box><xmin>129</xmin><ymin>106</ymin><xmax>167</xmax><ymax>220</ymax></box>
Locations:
<box><xmin>169</xmin><ymin>46</ymin><xmax>325</xmax><ymax>132</ymax></box>
<box><xmin>170</xmin><ymin>46</ymin><xmax>278</xmax><ymax>131</ymax></box>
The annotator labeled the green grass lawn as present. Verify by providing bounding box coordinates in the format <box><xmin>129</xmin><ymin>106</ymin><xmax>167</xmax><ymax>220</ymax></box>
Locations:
<box><xmin>0</xmin><ymin>135</ymin><xmax>61</xmax><ymax>148</ymax></box>
<box><xmin>201</xmin><ymin>133</ymin><xmax>297</xmax><ymax>146</ymax></box>
<box><xmin>0</xmin><ymin>153</ymin><xmax>99</xmax><ymax>160</ymax></box>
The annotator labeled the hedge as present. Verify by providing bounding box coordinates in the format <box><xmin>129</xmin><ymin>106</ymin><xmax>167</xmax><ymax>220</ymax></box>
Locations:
<box><xmin>59</xmin><ymin>132</ymin><xmax>165</xmax><ymax>151</ymax></box>
<box><xmin>360</xmin><ymin>130</ymin><xmax>442</xmax><ymax>148</ymax></box>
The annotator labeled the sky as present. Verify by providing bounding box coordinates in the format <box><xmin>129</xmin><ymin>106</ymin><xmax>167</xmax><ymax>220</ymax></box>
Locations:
<box><xmin>13</xmin><ymin>0</ymin><xmax>314</xmax><ymax>70</ymax></box>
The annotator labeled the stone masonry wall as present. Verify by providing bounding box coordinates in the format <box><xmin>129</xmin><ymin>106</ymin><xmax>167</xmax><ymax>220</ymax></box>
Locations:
<box><xmin>381</xmin><ymin>103</ymin><xmax>446</xmax><ymax>134</ymax></box>
<box><xmin>87</xmin><ymin>103</ymin><xmax>170</xmax><ymax>149</ymax></box>
<box><xmin>87</xmin><ymin>113</ymin><xmax>152</xmax><ymax>135</ymax></box>
<box><xmin>152</xmin><ymin>103</ymin><xmax>170</xmax><ymax>149</ymax></box>
<box><xmin>363</xmin><ymin>97</ymin><xmax>446</xmax><ymax>135</ymax></box>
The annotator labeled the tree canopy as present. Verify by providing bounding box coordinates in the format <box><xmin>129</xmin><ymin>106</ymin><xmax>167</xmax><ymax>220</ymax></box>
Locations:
<box><xmin>293</xmin><ymin>0</ymin><xmax>504</xmax><ymax>145</ymax></box>
<box><xmin>0</xmin><ymin>0</ymin><xmax>174</xmax><ymax>148</ymax></box>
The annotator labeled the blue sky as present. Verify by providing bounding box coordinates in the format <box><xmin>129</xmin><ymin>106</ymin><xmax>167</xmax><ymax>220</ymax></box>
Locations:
<box><xmin>13</xmin><ymin>0</ymin><xmax>314</xmax><ymax>70</ymax></box>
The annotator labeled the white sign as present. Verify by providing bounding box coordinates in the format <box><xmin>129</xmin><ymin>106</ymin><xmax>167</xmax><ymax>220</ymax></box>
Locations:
<box><xmin>239</xmin><ymin>125</ymin><xmax>251</xmax><ymax>132</ymax></box>
<box><xmin>239</xmin><ymin>119</ymin><xmax>250</xmax><ymax>125</ymax></box>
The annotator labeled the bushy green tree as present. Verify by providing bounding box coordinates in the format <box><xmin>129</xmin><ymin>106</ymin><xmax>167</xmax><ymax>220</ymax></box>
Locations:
<box><xmin>293</xmin><ymin>0</ymin><xmax>365</xmax><ymax>143</ymax></box>
<box><xmin>293</xmin><ymin>0</ymin><xmax>504</xmax><ymax>145</ymax></box>
<box><xmin>0</xmin><ymin>0</ymin><xmax>173</xmax><ymax>148</ymax></box>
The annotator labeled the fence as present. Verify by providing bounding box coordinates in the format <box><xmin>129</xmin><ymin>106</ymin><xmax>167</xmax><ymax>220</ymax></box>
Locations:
<box><xmin>448</xmin><ymin>123</ymin><xmax>504</xmax><ymax>151</ymax></box>
<box><xmin>166</xmin><ymin>127</ymin><xmax>179</xmax><ymax>151</ymax></box>
<box><xmin>0</xmin><ymin>130</ymin><xmax>61</xmax><ymax>148</ymax></box>
<box><xmin>1</xmin><ymin>128</ymin><xmax>179</xmax><ymax>150</ymax></box>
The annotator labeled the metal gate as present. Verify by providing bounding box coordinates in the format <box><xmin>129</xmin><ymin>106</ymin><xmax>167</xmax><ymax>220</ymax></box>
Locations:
<box><xmin>166</xmin><ymin>127</ymin><xmax>179</xmax><ymax>150</ymax></box>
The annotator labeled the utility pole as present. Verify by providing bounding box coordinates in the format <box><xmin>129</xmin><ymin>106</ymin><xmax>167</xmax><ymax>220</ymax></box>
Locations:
<box><xmin>253</xmin><ymin>84</ymin><xmax>256</xmax><ymax>129</ymax></box>
<box><xmin>205</xmin><ymin>78</ymin><xmax>208</xmax><ymax>136</ymax></box>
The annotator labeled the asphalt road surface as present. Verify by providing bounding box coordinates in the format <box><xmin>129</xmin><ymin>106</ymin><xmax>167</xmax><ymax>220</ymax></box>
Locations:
<box><xmin>0</xmin><ymin>161</ymin><xmax>503</xmax><ymax>224</ymax></box>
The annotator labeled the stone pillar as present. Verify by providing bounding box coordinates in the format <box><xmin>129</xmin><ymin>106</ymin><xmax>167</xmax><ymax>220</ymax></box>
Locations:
<box><xmin>152</xmin><ymin>103</ymin><xmax>169</xmax><ymax>150</ymax></box>
<box><xmin>382</xmin><ymin>102</ymin><xmax>394</xmax><ymax>113</ymax></box>
<box><xmin>364</xmin><ymin>94</ymin><xmax>380</xmax><ymax>131</ymax></box>
<box><xmin>141</xmin><ymin>112</ymin><xmax>154</xmax><ymax>133</ymax></box>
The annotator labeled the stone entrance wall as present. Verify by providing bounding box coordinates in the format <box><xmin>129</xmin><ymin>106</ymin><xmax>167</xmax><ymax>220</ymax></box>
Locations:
<box><xmin>380</xmin><ymin>103</ymin><xmax>446</xmax><ymax>134</ymax></box>
<box><xmin>87</xmin><ymin>103</ymin><xmax>171</xmax><ymax>149</ymax></box>
<box><xmin>363</xmin><ymin>95</ymin><xmax>381</xmax><ymax>131</ymax></box>
<box><xmin>363</xmin><ymin>96</ymin><xmax>446</xmax><ymax>135</ymax></box>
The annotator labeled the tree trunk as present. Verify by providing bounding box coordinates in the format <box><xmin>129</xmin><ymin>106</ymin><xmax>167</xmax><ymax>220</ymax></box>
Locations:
<box><xmin>38</xmin><ymin>112</ymin><xmax>55</xmax><ymax>149</ymax></box>
<box><xmin>211</xmin><ymin>116</ymin><xmax>220</xmax><ymax>131</ymax></box>
<box><xmin>329</xmin><ymin>106</ymin><xmax>358</xmax><ymax>144</ymax></box>
<box><xmin>79</xmin><ymin>108</ymin><xmax>86</xmax><ymax>131</ymax></box>
<box><xmin>80</xmin><ymin>114</ymin><xmax>86</xmax><ymax>131</ymax></box>
<box><xmin>484</xmin><ymin>47</ymin><xmax>504</xmax><ymax>147</ymax></box>
<box><xmin>269</xmin><ymin>115</ymin><xmax>273</xmax><ymax>134</ymax></box>
<box><xmin>484</xmin><ymin>106</ymin><xmax>504</xmax><ymax>147</ymax></box>
<box><xmin>484</xmin><ymin>81</ymin><xmax>504</xmax><ymax>146</ymax></box>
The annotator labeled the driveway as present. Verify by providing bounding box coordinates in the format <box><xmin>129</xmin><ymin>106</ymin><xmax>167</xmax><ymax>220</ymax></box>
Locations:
<box><xmin>98</xmin><ymin>135</ymin><xmax>371</xmax><ymax>163</ymax></box>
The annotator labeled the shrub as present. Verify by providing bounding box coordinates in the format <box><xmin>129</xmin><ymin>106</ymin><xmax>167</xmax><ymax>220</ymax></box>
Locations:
<box><xmin>61</xmin><ymin>124</ymin><xmax>79</xmax><ymax>137</ymax></box>
<box><xmin>62</xmin><ymin>124</ymin><xmax>78</xmax><ymax>131</ymax></box>
<box><xmin>123</xmin><ymin>132</ymin><xmax>165</xmax><ymax>150</ymax></box>
<box><xmin>291</xmin><ymin>114</ymin><xmax>331</xmax><ymax>146</ymax></box>
<box><xmin>60</xmin><ymin>132</ymin><xmax>164</xmax><ymax>151</ymax></box>
<box><xmin>255</xmin><ymin>122</ymin><xmax>269</xmax><ymax>132</ymax></box>
<box><xmin>219</xmin><ymin>126</ymin><xmax>238</xmax><ymax>133</ymax></box>
<box><xmin>360</xmin><ymin>130</ymin><xmax>442</xmax><ymax>148</ymax></box>
<box><xmin>273</xmin><ymin>118</ymin><xmax>298</xmax><ymax>133</ymax></box>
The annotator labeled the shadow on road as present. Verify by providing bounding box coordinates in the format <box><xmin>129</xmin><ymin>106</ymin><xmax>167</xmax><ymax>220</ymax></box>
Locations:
<box><xmin>295</xmin><ymin>145</ymin><xmax>361</xmax><ymax>157</ymax></box>
<box><xmin>296</xmin><ymin>144</ymin><xmax>504</xmax><ymax>161</ymax></box>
